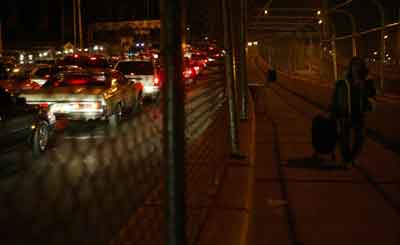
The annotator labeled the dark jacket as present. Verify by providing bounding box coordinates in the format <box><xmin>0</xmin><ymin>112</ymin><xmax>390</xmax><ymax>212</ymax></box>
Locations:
<box><xmin>330</xmin><ymin>79</ymin><xmax>376</xmax><ymax>119</ymax></box>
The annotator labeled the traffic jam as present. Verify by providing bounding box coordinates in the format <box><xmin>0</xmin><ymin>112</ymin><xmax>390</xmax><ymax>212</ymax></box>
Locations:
<box><xmin>0</xmin><ymin>43</ymin><xmax>224</xmax><ymax>158</ymax></box>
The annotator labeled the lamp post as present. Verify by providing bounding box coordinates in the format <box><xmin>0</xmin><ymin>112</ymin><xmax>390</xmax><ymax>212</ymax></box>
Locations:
<box><xmin>73</xmin><ymin>0</ymin><xmax>77</xmax><ymax>49</ymax></box>
<box><xmin>78</xmin><ymin>0</ymin><xmax>83</xmax><ymax>49</ymax></box>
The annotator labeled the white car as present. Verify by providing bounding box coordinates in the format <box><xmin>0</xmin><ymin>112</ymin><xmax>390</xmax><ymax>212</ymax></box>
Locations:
<box><xmin>115</xmin><ymin>60</ymin><xmax>161</xmax><ymax>100</ymax></box>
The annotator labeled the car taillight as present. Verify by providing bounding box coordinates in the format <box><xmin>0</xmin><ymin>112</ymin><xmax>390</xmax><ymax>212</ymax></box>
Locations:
<box><xmin>154</xmin><ymin>76</ymin><xmax>160</xmax><ymax>86</ymax></box>
<box><xmin>183</xmin><ymin>68</ymin><xmax>193</xmax><ymax>78</ymax></box>
<box><xmin>39</xmin><ymin>103</ymin><xmax>49</xmax><ymax>108</ymax></box>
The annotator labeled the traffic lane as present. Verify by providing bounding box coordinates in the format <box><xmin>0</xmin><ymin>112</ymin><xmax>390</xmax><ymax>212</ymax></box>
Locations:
<box><xmin>0</xmin><ymin>101</ymin><xmax>161</xmax><ymax>177</ymax></box>
<box><xmin>0</xmin><ymin>61</ymin><xmax>223</xmax><ymax>178</ymax></box>
<box><xmin>0</xmin><ymin>103</ymin><xmax>164</xmax><ymax>244</ymax></box>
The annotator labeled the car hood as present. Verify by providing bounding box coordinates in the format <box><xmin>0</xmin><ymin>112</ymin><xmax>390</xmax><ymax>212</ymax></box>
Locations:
<box><xmin>20</xmin><ymin>86</ymin><xmax>107</xmax><ymax>103</ymax></box>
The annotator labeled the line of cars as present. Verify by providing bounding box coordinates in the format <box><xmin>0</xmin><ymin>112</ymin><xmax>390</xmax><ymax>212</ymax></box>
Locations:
<box><xmin>0</xmin><ymin>46</ymin><xmax>224</xmax><ymax>157</ymax></box>
<box><xmin>0</xmin><ymin>54</ymin><xmax>150</xmax><ymax>157</ymax></box>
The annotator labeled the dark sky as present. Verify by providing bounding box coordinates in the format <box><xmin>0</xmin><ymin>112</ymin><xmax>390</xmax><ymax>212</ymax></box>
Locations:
<box><xmin>0</xmin><ymin>0</ymin><xmax>162</xmax><ymax>48</ymax></box>
<box><xmin>0</xmin><ymin>0</ymin><xmax>399</xmax><ymax>48</ymax></box>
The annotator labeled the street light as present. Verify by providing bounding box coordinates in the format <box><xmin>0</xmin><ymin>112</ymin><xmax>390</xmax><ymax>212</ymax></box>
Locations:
<box><xmin>317</xmin><ymin>10</ymin><xmax>321</xmax><ymax>16</ymax></box>
<box><xmin>253</xmin><ymin>41</ymin><xmax>258</xmax><ymax>46</ymax></box>
<box><xmin>318</xmin><ymin>19</ymin><xmax>323</xmax><ymax>25</ymax></box>
<box><xmin>264</xmin><ymin>9</ymin><xmax>268</xmax><ymax>15</ymax></box>
<box><xmin>248</xmin><ymin>42</ymin><xmax>253</xmax><ymax>47</ymax></box>
<box><xmin>384</xmin><ymin>34</ymin><xmax>389</xmax><ymax>39</ymax></box>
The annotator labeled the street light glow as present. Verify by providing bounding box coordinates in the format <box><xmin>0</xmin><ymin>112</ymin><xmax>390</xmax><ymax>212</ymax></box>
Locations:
<box><xmin>318</xmin><ymin>19</ymin><xmax>323</xmax><ymax>25</ymax></box>
<box><xmin>384</xmin><ymin>35</ymin><xmax>389</xmax><ymax>39</ymax></box>
<box><xmin>317</xmin><ymin>10</ymin><xmax>321</xmax><ymax>16</ymax></box>
<box><xmin>248</xmin><ymin>42</ymin><xmax>253</xmax><ymax>47</ymax></box>
<box><xmin>264</xmin><ymin>9</ymin><xmax>268</xmax><ymax>15</ymax></box>
<box><xmin>373</xmin><ymin>51</ymin><xmax>378</xmax><ymax>55</ymax></box>
<box><xmin>253</xmin><ymin>41</ymin><xmax>258</xmax><ymax>46</ymax></box>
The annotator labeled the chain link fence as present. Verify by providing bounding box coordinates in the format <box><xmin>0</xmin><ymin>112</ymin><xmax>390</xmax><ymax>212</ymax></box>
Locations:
<box><xmin>0</xmin><ymin>60</ymin><xmax>229</xmax><ymax>245</ymax></box>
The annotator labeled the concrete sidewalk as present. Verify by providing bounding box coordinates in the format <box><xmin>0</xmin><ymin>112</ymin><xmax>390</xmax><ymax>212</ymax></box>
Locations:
<box><xmin>247</xmin><ymin>83</ymin><xmax>400</xmax><ymax>245</ymax></box>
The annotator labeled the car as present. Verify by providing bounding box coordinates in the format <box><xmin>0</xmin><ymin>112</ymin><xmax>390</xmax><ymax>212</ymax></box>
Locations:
<box><xmin>183</xmin><ymin>58</ymin><xmax>197</xmax><ymax>84</ymax></box>
<box><xmin>0</xmin><ymin>87</ymin><xmax>54</xmax><ymax>157</ymax></box>
<box><xmin>20</xmin><ymin>69</ymin><xmax>143</xmax><ymax>128</ymax></box>
<box><xmin>57</xmin><ymin>54</ymin><xmax>112</xmax><ymax>69</ymax></box>
<box><xmin>115</xmin><ymin>59</ymin><xmax>161</xmax><ymax>100</ymax></box>
<box><xmin>1</xmin><ymin>64</ymin><xmax>60</xmax><ymax>92</ymax></box>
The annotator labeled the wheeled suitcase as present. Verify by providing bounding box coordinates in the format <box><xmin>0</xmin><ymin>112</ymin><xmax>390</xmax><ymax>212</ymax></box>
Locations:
<box><xmin>312</xmin><ymin>114</ymin><xmax>338</xmax><ymax>154</ymax></box>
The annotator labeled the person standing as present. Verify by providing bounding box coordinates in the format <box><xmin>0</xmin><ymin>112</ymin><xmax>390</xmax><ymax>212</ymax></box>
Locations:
<box><xmin>330</xmin><ymin>57</ymin><xmax>376</xmax><ymax>168</ymax></box>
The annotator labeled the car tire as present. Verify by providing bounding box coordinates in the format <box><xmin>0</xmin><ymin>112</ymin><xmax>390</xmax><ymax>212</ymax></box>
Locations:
<box><xmin>32</xmin><ymin>121</ymin><xmax>49</xmax><ymax>158</ymax></box>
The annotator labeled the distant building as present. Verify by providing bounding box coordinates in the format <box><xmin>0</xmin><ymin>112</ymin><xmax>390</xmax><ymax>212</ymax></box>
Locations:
<box><xmin>88</xmin><ymin>20</ymin><xmax>161</xmax><ymax>55</ymax></box>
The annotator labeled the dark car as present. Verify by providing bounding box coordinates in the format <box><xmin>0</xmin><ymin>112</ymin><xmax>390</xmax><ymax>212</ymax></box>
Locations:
<box><xmin>57</xmin><ymin>54</ymin><xmax>112</xmax><ymax>69</ymax></box>
<box><xmin>0</xmin><ymin>87</ymin><xmax>54</xmax><ymax>157</ymax></box>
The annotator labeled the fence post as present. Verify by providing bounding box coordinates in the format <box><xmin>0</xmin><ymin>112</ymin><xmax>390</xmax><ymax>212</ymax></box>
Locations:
<box><xmin>160</xmin><ymin>0</ymin><xmax>186</xmax><ymax>244</ymax></box>
<box><xmin>222</xmin><ymin>0</ymin><xmax>241</xmax><ymax>156</ymax></box>
<box><xmin>239</xmin><ymin>0</ymin><xmax>248</xmax><ymax>120</ymax></box>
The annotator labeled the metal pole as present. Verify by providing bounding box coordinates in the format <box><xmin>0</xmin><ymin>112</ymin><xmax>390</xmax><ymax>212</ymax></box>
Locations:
<box><xmin>239</xmin><ymin>0</ymin><xmax>248</xmax><ymax>120</ymax></box>
<box><xmin>73</xmin><ymin>0</ymin><xmax>77</xmax><ymax>49</ymax></box>
<box><xmin>352</xmin><ymin>35</ymin><xmax>357</xmax><ymax>57</ymax></box>
<box><xmin>61</xmin><ymin>0</ymin><xmax>65</xmax><ymax>46</ymax></box>
<box><xmin>160</xmin><ymin>0</ymin><xmax>186</xmax><ymax>244</ymax></box>
<box><xmin>222</xmin><ymin>0</ymin><xmax>240</xmax><ymax>155</ymax></box>
<box><xmin>331</xmin><ymin>33</ymin><xmax>338</xmax><ymax>81</ymax></box>
<box><xmin>78</xmin><ymin>0</ymin><xmax>83</xmax><ymax>49</ymax></box>
<box><xmin>371</xmin><ymin>0</ymin><xmax>385</xmax><ymax>93</ymax></box>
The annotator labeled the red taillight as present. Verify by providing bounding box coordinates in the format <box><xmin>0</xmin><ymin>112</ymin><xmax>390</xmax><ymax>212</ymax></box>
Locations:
<box><xmin>183</xmin><ymin>68</ymin><xmax>194</xmax><ymax>78</ymax></box>
<box><xmin>39</xmin><ymin>103</ymin><xmax>49</xmax><ymax>108</ymax></box>
<box><xmin>90</xmin><ymin>57</ymin><xmax>97</xmax><ymax>60</ymax></box>
<box><xmin>69</xmin><ymin>79</ymin><xmax>88</xmax><ymax>85</ymax></box>
<box><xmin>73</xmin><ymin>54</ymin><xmax>79</xmax><ymax>58</ymax></box>
<box><xmin>154</xmin><ymin>76</ymin><xmax>160</xmax><ymax>86</ymax></box>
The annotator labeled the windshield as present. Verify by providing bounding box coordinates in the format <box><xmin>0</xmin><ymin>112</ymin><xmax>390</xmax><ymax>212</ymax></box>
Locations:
<box><xmin>33</xmin><ymin>67</ymin><xmax>52</xmax><ymax>78</ymax></box>
<box><xmin>87</xmin><ymin>58</ymin><xmax>109</xmax><ymax>69</ymax></box>
<box><xmin>43</xmin><ymin>74</ymin><xmax>109</xmax><ymax>88</ymax></box>
<box><xmin>116</xmin><ymin>61</ymin><xmax>154</xmax><ymax>75</ymax></box>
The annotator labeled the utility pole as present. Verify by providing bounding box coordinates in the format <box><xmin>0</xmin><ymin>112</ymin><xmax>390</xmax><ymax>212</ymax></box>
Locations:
<box><xmin>61</xmin><ymin>0</ymin><xmax>65</xmax><ymax>46</ymax></box>
<box><xmin>73</xmin><ymin>0</ymin><xmax>77</xmax><ymax>49</ymax></box>
<box><xmin>78</xmin><ymin>0</ymin><xmax>83</xmax><ymax>49</ymax></box>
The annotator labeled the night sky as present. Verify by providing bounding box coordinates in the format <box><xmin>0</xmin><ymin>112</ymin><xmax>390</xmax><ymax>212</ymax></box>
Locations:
<box><xmin>0</xmin><ymin>0</ymin><xmax>398</xmax><ymax>49</ymax></box>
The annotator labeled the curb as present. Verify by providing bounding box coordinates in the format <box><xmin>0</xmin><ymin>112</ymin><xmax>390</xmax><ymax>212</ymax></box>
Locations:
<box><xmin>197</xmin><ymin>91</ymin><xmax>256</xmax><ymax>245</ymax></box>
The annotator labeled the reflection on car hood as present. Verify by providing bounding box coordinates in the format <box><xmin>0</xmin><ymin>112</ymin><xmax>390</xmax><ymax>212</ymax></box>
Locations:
<box><xmin>20</xmin><ymin>86</ymin><xmax>107</xmax><ymax>103</ymax></box>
